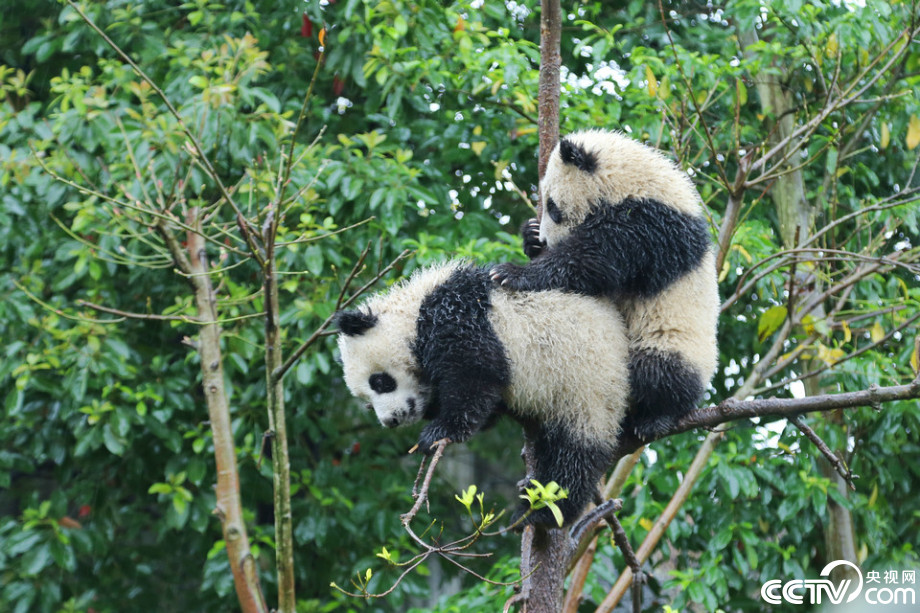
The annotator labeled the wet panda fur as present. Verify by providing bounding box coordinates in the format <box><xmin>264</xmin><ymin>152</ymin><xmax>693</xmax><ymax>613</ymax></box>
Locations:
<box><xmin>490</xmin><ymin>130</ymin><xmax>719</xmax><ymax>440</ymax></box>
<box><xmin>336</xmin><ymin>261</ymin><xmax>630</xmax><ymax>527</ymax></box>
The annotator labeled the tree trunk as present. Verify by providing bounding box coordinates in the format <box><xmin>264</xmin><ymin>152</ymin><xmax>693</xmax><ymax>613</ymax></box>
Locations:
<box><xmin>183</xmin><ymin>216</ymin><xmax>269</xmax><ymax>613</ymax></box>
<box><xmin>265</xmin><ymin>254</ymin><xmax>296</xmax><ymax>612</ymax></box>
<box><xmin>536</xmin><ymin>0</ymin><xmax>561</xmax><ymax>214</ymax></box>
<box><xmin>519</xmin><ymin>2</ymin><xmax>566</xmax><ymax>612</ymax></box>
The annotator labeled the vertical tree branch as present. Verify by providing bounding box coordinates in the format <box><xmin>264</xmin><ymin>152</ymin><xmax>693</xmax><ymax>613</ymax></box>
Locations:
<box><xmin>517</xmin><ymin>3</ymin><xmax>565</xmax><ymax>612</ymax></box>
<box><xmin>523</xmin><ymin>527</ymin><xmax>569</xmax><ymax>613</ymax></box>
<box><xmin>537</xmin><ymin>0</ymin><xmax>562</xmax><ymax>211</ymax></box>
<box><xmin>181</xmin><ymin>213</ymin><xmax>269</xmax><ymax>613</ymax></box>
<box><xmin>264</xmin><ymin>250</ymin><xmax>295</xmax><ymax>612</ymax></box>
<box><xmin>741</xmin><ymin>24</ymin><xmax>860</xmax><ymax>577</ymax></box>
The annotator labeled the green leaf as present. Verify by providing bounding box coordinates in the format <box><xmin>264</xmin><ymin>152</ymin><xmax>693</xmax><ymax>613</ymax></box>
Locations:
<box><xmin>305</xmin><ymin>245</ymin><xmax>323</xmax><ymax>276</ymax></box>
<box><xmin>393</xmin><ymin>15</ymin><xmax>408</xmax><ymax>37</ymax></box>
<box><xmin>21</xmin><ymin>542</ymin><xmax>52</xmax><ymax>576</ymax></box>
<box><xmin>102</xmin><ymin>424</ymin><xmax>125</xmax><ymax>456</ymax></box>
<box><xmin>6</xmin><ymin>530</ymin><xmax>43</xmax><ymax>556</ymax></box>
<box><xmin>548</xmin><ymin>502</ymin><xmax>564</xmax><ymax>527</ymax></box>
<box><xmin>188</xmin><ymin>75</ymin><xmax>208</xmax><ymax>89</ymax></box>
<box><xmin>455</xmin><ymin>485</ymin><xmax>477</xmax><ymax>509</ymax></box>
<box><xmin>712</xmin><ymin>526</ymin><xmax>733</xmax><ymax>550</ymax></box>
<box><xmin>757</xmin><ymin>305</ymin><xmax>787</xmax><ymax>343</ymax></box>
<box><xmin>148</xmin><ymin>483</ymin><xmax>172</xmax><ymax>495</ymax></box>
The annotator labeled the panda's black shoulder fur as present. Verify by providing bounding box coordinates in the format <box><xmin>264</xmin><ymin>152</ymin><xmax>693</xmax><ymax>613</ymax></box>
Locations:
<box><xmin>414</xmin><ymin>265</ymin><xmax>509</xmax><ymax>382</ymax></box>
<box><xmin>502</xmin><ymin>196</ymin><xmax>710</xmax><ymax>298</ymax></box>
<box><xmin>411</xmin><ymin>265</ymin><xmax>512</xmax><ymax>453</ymax></box>
<box><xmin>580</xmin><ymin>196</ymin><xmax>711</xmax><ymax>296</ymax></box>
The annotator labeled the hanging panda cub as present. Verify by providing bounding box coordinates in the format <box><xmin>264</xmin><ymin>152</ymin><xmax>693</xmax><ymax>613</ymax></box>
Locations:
<box><xmin>336</xmin><ymin>261</ymin><xmax>630</xmax><ymax>527</ymax></box>
<box><xmin>491</xmin><ymin>129</ymin><xmax>719</xmax><ymax>440</ymax></box>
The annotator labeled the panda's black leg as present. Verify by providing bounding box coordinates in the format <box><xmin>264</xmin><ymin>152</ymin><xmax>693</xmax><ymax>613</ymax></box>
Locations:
<box><xmin>417</xmin><ymin>381</ymin><xmax>503</xmax><ymax>454</ymax></box>
<box><xmin>625</xmin><ymin>349</ymin><xmax>704</xmax><ymax>441</ymax></box>
<box><xmin>512</xmin><ymin>421</ymin><xmax>613</xmax><ymax>528</ymax></box>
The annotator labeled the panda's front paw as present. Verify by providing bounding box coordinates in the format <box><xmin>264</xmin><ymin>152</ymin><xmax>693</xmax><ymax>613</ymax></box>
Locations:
<box><xmin>521</xmin><ymin>218</ymin><xmax>545</xmax><ymax>260</ymax></box>
<box><xmin>416</xmin><ymin>423</ymin><xmax>455</xmax><ymax>455</ymax></box>
<box><xmin>489</xmin><ymin>263</ymin><xmax>528</xmax><ymax>290</ymax></box>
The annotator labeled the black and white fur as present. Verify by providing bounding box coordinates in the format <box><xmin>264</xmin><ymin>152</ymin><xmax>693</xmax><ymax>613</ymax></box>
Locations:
<box><xmin>491</xmin><ymin>130</ymin><xmax>719</xmax><ymax>440</ymax></box>
<box><xmin>336</xmin><ymin>261</ymin><xmax>630</xmax><ymax>527</ymax></box>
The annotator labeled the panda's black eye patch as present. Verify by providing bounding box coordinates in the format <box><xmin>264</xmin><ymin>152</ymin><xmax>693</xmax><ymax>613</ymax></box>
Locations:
<box><xmin>545</xmin><ymin>197</ymin><xmax>564</xmax><ymax>224</ymax></box>
<box><xmin>369</xmin><ymin>373</ymin><xmax>397</xmax><ymax>394</ymax></box>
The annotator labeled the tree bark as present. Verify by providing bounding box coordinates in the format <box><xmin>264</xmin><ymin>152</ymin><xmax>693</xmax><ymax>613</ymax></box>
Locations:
<box><xmin>265</xmin><ymin>253</ymin><xmax>296</xmax><ymax>612</ymax></box>
<box><xmin>182</xmin><ymin>215</ymin><xmax>268</xmax><ymax>613</ymax></box>
<box><xmin>536</xmin><ymin>0</ymin><xmax>562</xmax><ymax>217</ymax></box>
<box><xmin>518</xmin><ymin>2</ymin><xmax>565</xmax><ymax>612</ymax></box>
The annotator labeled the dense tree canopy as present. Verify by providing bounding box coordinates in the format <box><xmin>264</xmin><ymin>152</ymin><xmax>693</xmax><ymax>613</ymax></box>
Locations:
<box><xmin>2</xmin><ymin>1</ymin><xmax>918</xmax><ymax>612</ymax></box>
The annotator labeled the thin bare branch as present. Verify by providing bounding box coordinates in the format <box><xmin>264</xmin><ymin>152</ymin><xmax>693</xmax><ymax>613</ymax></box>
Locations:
<box><xmin>791</xmin><ymin>415</ymin><xmax>857</xmax><ymax>491</ymax></box>
<box><xmin>672</xmin><ymin>378</ymin><xmax>920</xmax><ymax>437</ymax></box>
<box><xmin>66</xmin><ymin>0</ymin><xmax>266</xmax><ymax>267</ymax></box>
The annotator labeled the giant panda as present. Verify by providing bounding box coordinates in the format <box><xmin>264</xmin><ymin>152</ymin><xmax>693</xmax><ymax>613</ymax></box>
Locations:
<box><xmin>336</xmin><ymin>260</ymin><xmax>630</xmax><ymax>527</ymax></box>
<box><xmin>490</xmin><ymin>130</ymin><xmax>719</xmax><ymax>441</ymax></box>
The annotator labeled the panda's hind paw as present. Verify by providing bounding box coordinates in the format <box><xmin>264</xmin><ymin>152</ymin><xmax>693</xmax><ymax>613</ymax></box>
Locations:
<box><xmin>631</xmin><ymin>415</ymin><xmax>678</xmax><ymax>442</ymax></box>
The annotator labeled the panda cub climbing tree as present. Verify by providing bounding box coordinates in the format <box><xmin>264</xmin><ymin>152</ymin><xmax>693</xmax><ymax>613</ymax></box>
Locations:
<box><xmin>336</xmin><ymin>261</ymin><xmax>631</xmax><ymax>527</ymax></box>
<box><xmin>491</xmin><ymin>129</ymin><xmax>719</xmax><ymax>440</ymax></box>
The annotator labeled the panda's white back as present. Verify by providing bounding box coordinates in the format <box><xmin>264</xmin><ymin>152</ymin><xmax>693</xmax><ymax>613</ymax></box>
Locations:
<box><xmin>489</xmin><ymin>289</ymin><xmax>630</xmax><ymax>442</ymax></box>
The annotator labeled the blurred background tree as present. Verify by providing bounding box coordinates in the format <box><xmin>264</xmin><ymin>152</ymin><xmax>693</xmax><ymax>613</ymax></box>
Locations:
<box><xmin>1</xmin><ymin>1</ymin><xmax>918</xmax><ymax>612</ymax></box>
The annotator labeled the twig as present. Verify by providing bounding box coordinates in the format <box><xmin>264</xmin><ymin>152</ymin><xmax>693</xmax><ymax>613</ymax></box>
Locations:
<box><xmin>562</xmin><ymin>533</ymin><xmax>598</xmax><ymax>613</ymax></box>
<box><xmin>256</xmin><ymin>430</ymin><xmax>275</xmax><ymax>470</ymax></box>
<box><xmin>66</xmin><ymin>0</ymin><xmax>266</xmax><ymax>267</ymax></box>
<box><xmin>607</xmin><ymin>511</ymin><xmax>645</xmax><ymax>613</ymax></box>
<box><xmin>595</xmin><ymin>428</ymin><xmax>725</xmax><ymax>613</ymax></box>
<box><xmin>790</xmin><ymin>416</ymin><xmax>857</xmax><ymax>491</ymax></box>
<box><xmin>569</xmin><ymin>499</ymin><xmax>622</xmax><ymax>547</ymax></box>
<box><xmin>401</xmin><ymin>439</ymin><xmax>450</xmax><ymax>528</ymax></box>
<box><xmin>77</xmin><ymin>299</ymin><xmax>262</xmax><ymax>325</ymax></box>
<box><xmin>658</xmin><ymin>0</ymin><xmax>728</xmax><ymax>186</ymax></box>
<box><xmin>753</xmin><ymin>311</ymin><xmax>920</xmax><ymax>397</ymax></box>
<box><xmin>14</xmin><ymin>281</ymin><xmax>125</xmax><ymax>324</ymax></box>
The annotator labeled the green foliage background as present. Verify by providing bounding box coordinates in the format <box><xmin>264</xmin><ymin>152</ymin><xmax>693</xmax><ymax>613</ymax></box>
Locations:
<box><xmin>1</xmin><ymin>1</ymin><xmax>918</xmax><ymax>611</ymax></box>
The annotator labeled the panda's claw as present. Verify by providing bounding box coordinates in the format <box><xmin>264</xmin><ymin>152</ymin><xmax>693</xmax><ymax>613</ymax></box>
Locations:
<box><xmin>630</xmin><ymin>415</ymin><xmax>678</xmax><ymax>442</ymax></box>
<box><xmin>490</xmin><ymin>263</ymin><xmax>527</xmax><ymax>290</ymax></box>
<box><xmin>521</xmin><ymin>218</ymin><xmax>545</xmax><ymax>260</ymax></box>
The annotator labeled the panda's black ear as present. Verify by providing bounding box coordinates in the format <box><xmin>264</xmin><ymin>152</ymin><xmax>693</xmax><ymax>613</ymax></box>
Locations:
<box><xmin>559</xmin><ymin>138</ymin><xmax>598</xmax><ymax>174</ymax></box>
<box><xmin>336</xmin><ymin>310</ymin><xmax>378</xmax><ymax>336</ymax></box>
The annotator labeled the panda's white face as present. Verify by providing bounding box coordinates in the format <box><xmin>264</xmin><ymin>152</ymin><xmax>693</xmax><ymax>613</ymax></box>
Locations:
<box><xmin>343</xmin><ymin>361</ymin><xmax>427</xmax><ymax>429</ymax></box>
<box><xmin>337</xmin><ymin>312</ymin><xmax>430</xmax><ymax>429</ymax></box>
<box><xmin>538</xmin><ymin>196</ymin><xmax>570</xmax><ymax>248</ymax></box>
